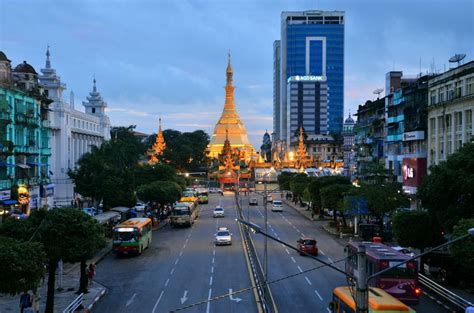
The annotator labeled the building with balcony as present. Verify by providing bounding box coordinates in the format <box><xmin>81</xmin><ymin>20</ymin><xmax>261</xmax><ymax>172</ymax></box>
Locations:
<box><xmin>384</xmin><ymin>72</ymin><xmax>432</xmax><ymax>188</ymax></box>
<box><xmin>353</xmin><ymin>98</ymin><xmax>385</xmax><ymax>174</ymax></box>
<box><xmin>303</xmin><ymin>133</ymin><xmax>343</xmax><ymax>167</ymax></box>
<box><xmin>427</xmin><ymin>60</ymin><xmax>474</xmax><ymax>168</ymax></box>
<box><xmin>0</xmin><ymin>51</ymin><xmax>52</xmax><ymax>214</ymax></box>
<box><xmin>342</xmin><ymin>114</ymin><xmax>355</xmax><ymax>177</ymax></box>
<box><xmin>39</xmin><ymin>48</ymin><xmax>110</xmax><ymax>206</ymax></box>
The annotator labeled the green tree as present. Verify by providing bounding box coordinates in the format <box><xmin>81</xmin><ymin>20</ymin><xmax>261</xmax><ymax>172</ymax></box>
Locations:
<box><xmin>0</xmin><ymin>237</ymin><xmax>45</xmax><ymax>295</ymax></box>
<box><xmin>306</xmin><ymin>176</ymin><xmax>351</xmax><ymax>217</ymax></box>
<box><xmin>38</xmin><ymin>209</ymin><xmax>105</xmax><ymax>313</ymax></box>
<box><xmin>418</xmin><ymin>143</ymin><xmax>474</xmax><ymax>232</ymax></box>
<box><xmin>320</xmin><ymin>184</ymin><xmax>352</xmax><ymax>225</ymax></box>
<box><xmin>450</xmin><ymin>218</ymin><xmax>474</xmax><ymax>272</ymax></box>
<box><xmin>277</xmin><ymin>172</ymin><xmax>296</xmax><ymax>191</ymax></box>
<box><xmin>289</xmin><ymin>174</ymin><xmax>310</xmax><ymax>205</ymax></box>
<box><xmin>392</xmin><ymin>210</ymin><xmax>442</xmax><ymax>273</ymax></box>
<box><xmin>136</xmin><ymin>181</ymin><xmax>182</xmax><ymax>207</ymax></box>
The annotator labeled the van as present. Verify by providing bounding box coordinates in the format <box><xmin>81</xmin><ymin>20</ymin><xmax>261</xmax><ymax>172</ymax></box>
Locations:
<box><xmin>272</xmin><ymin>200</ymin><xmax>283</xmax><ymax>212</ymax></box>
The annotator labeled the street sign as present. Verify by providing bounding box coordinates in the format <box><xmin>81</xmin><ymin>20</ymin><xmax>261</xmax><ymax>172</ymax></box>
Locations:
<box><xmin>344</xmin><ymin>196</ymin><xmax>368</xmax><ymax>216</ymax></box>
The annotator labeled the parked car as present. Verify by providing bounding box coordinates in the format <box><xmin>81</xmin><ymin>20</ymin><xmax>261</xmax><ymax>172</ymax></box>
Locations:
<box><xmin>134</xmin><ymin>202</ymin><xmax>146</xmax><ymax>212</ymax></box>
<box><xmin>215</xmin><ymin>229</ymin><xmax>232</xmax><ymax>245</ymax></box>
<box><xmin>249</xmin><ymin>198</ymin><xmax>258</xmax><ymax>206</ymax></box>
<box><xmin>266</xmin><ymin>194</ymin><xmax>273</xmax><ymax>203</ymax></box>
<box><xmin>213</xmin><ymin>206</ymin><xmax>225</xmax><ymax>218</ymax></box>
<box><xmin>271</xmin><ymin>200</ymin><xmax>283</xmax><ymax>212</ymax></box>
<box><xmin>83</xmin><ymin>207</ymin><xmax>100</xmax><ymax>216</ymax></box>
<box><xmin>209</xmin><ymin>187</ymin><xmax>224</xmax><ymax>195</ymax></box>
<box><xmin>297</xmin><ymin>236</ymin><xmax>318</xmax><ymax>256</ymax></box>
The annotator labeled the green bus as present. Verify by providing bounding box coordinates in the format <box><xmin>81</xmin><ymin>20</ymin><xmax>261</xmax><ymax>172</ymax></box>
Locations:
<box><xmin>112</xmin><ymin>218</ymin><xmax>152</xmax><ymax>255</ymax></box>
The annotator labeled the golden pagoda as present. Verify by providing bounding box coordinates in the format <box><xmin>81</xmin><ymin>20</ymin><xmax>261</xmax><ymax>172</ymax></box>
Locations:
<box><xmin>295</xmin><ymin>127</ymin><xmax>312</xmax><ymax>170</ymax></box>
<box><xmin>206</xmin><ymin>54</ymin><xmax>255</xmax><ymax>161</ymax></box>
<box><xmin>148</xmin><ymin>118</ymin><xmax>166</xmax><ymax>164</ymax></box>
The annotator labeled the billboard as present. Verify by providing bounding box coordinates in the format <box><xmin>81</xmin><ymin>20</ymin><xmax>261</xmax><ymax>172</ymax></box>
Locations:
<box><xmin>402</xmin><ymin>158</ymin><xmax>427</xmax><ymax>188</ymax></box>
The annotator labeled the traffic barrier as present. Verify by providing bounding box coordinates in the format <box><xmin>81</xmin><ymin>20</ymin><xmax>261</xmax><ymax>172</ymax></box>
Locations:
<box><xmin>63</xmin><ymin>293</ymin><xmax>83</xmax><ymax>313</ymax></box>
<box><xmin>419</xmin><ymin>273</ymin><xmax>473</xmax><ymax>312</ymax></box>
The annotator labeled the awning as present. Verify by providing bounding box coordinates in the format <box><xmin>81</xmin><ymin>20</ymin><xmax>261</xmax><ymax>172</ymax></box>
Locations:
<box><xmin>16</xmin><ymin>164</ymin><xmax>30</xmax><ymax>169</ymax></box>
<box><xmin>1</xmin><ymin>199</ymin><xmax>18</xmax><ymax>205</ymax></box>
<box><xmin>27</xmin><ymin>162</ymin><xmax>48</xmax><ymax>167</ymax></box>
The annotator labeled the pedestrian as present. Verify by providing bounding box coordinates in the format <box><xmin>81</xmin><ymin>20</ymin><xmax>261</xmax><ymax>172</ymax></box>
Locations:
<box><xmin>19</xmin><ymin>290</ymin><xmax>31</xmax><ymax>313</ymax></box>
<box><xmin>88</xmin><ymin>263</ymin><xmax>96</xmax><ymax>286</ymax></box>
<box><xmin>31</xmin><ymin>290</ymin><xmax>40</xmax><ymax>313</ymax></box>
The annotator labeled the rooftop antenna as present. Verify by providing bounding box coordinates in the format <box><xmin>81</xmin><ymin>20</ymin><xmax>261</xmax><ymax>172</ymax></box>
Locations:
<box><xmin>373</xmin><ymin>88</ymin><xmax>384</xmax><ymax>99</ymax></box>
<box><xmin>449</xmin><ymin>54</ymin><xmax>466</xmax><ymax>68</ymax></box>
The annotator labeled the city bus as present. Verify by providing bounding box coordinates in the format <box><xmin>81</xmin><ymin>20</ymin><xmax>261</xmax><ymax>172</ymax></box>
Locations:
<box><xmin>170</xmin><ymin>201</ymin><xmax>198</xmax><ymax>227</ymax></box>
<box><xmin>112</xmin><ymin>218</ymin><xmax>152</xmax><ymax>255</ymax></box>
<box><xmin>330</xmin><ymin>286</ymin><xmax>416</xmax><ymax>313</ymax></box>
<box><xmin>346</xmin><ymin>241</ymin><xmax>420</xmax><ymax>305</ymax></box>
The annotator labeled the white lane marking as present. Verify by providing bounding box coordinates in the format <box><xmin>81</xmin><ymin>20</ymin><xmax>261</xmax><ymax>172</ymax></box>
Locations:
<box><xmin>285</xmin><ymin>249</ymin><xmax>290</xmax><ymax>255</ymax></box>
<box><xmin>229</xmin><ymin>288</ymin><xmax>242</xmax><ymax>302</ymax></box>
<box><xmin>326</xmin><ymin>308</ymin><xmax>331</xmax><ymax>313</ymax></box>
<box><xmin>180</xmin><ymin>290</ymin><xmax>188</xmax><ymax>304</ymax></box>
<box><xmin>206</xmin><ymin>288</ymin><xmax>212</xmax><ymax>313</ymax></box>
<box><xmin>212</xmin><ymin>257</ymin><xmax>215</xmax><ymax>264</ymax></box>
<box><xmin>305</xmin><ymin>277</ymin><xmax>312</xmax><ymax>285</ymax></box>
<box><xmin>165</xmin><ymin>278</ymin><xmax>170</xmax><ymax>287</ymax></box>
<box><xmin>185</xmin><ymin>238</ymin><xmax>189</xmax><ymax>243</ymax></box>
<box><xmin>281</xmin><ymin>243</ymin><xmax>285</xmax><ymax>247</ymax></box>
<box><xmin>151</xmin><ymin>290</ymin><xmax>165</xmax><ymax>313</ymax></box>
<box><xmin>179</xmin><ymin>251</ymin><xmax>183</xmax><ymax>257</ymax></box>
<box><xmin>175</xmin><ymin>258</ymin><xmax>180</xmax><ymax>265</ymax></box>
<box><xmin>211</xmin><ymin>266</ymin><xmax>214</xmax><ymax>273</ymax></box>
<box><xmin>328</xmin><ymin>257</ymin><xmax>334</xmax><ymax>263</ymax></box>
<box><xmin>125</xmin><ymin>293</ymin><xmax>136</xmax><ymax>307</ymax></box>
<box><xmin>170</xmin><ymin>268</ymin><xmax>175</xmax><ymax>275</ymax></box>
<box><xmin>291</xmin><ymin>256</ymin><xmax>296</xmax><ymax>263</ymax></box>
<box><xmin>315</xmin><ymin>289</ymin><xmax>323</xmax><ymax>301</ymax></box>
<box><xmin>319</xmin><ymin>250</ymin><xmax>325</xmax><ymax>255</ymax></box>
<box><xmin>297</xmin><ymin>266</ymin><xmax>303</xmax><ymax>273</ymax></box>
<box><xmin>209</xmin><ymin>276</ymin><xmax>213</xmax><ymax>286</ymax></box>
<box><xmin>183</xmin><ymin>244</ymin><xmax>186</xmax><ymax>249</ymax></box>
<box><xmin>213</xmin><ymin>250</ymin><xmax>216</xmax><ymax>256</ymax></box>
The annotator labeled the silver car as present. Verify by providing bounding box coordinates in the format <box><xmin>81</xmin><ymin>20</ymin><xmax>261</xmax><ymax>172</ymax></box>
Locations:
<box><xmin>213</xmin><ymin>206</ymin><xmax>225</xmax><ymax>218</ymax></box>
<box><xmin>214</xmin><ymin>229</ymin><xmax>232</xmax><ymax>245</ymax></box>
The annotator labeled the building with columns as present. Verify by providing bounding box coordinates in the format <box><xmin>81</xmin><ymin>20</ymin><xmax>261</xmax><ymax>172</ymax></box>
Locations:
<box><xmin>39</xmin><ymin>48</ymin><xmax>110</xmax><ymax>206</ymax></box>
<box><xmin>342</xmin><ymin>114</ymin><xmax>355</xmax><ymax>177</ymax></box>
<box><xmin>427</xmin><ymin>60</ymin><xmax>474</xmax><ymax>168</ymax></box>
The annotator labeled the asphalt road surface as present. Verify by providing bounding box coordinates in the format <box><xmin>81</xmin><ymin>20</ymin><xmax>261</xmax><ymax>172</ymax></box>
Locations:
<box><xmin>94</xmin><ymin>194</ymin><xmax>258</xmax><ymax>313</ymax></box>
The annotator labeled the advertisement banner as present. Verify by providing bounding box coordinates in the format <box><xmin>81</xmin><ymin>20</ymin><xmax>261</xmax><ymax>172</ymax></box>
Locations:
<box><xmin>0</xmin><ymin>189</ymin><xmax>11</xmax><ymax>201</ymax></box>
<box><xmin>403</xmin><ymin>131</ymin><xmax>425</xmax><ymax>142</ymax></box>
<box><xmin>402</xmin><ymin>158</ymin><xmax>427</xmax><ymax>188</ymax></box>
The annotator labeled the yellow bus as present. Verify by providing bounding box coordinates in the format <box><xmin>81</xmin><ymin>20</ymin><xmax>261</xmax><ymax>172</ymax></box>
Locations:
<box><xmin>330</xmin><ymin>287</ymin><xmax>416</xmax><ymax>313</ymax></box>
<box><xmin>112</xmin><ymin>218</ymin><xmax>152</xmax><ymax>255</ymax></box>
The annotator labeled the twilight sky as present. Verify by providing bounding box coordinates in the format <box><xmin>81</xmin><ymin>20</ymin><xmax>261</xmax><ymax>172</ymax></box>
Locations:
<box><xmin>1</xmin><ymin>0</ymin><xmax>473</xmax><ymax>147</ymax></box>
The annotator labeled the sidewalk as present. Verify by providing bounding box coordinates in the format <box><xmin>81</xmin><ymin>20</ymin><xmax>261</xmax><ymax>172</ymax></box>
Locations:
<box><xmin>0</xmin><ymin>218</ymin><xmax>169</xmax><ymax>313</ymax></box>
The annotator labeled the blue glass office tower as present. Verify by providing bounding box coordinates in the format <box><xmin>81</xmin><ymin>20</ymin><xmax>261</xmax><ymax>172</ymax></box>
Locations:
<box><xmin>275</xmin><ymin>10</ymin><xmax>344</xmax><ymax>146</ymax></box>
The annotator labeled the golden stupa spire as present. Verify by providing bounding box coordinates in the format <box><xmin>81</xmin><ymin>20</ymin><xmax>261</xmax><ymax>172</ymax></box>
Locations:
<box><xmin>296</xmin><ymin>127</ymin><xmax>308</xmax><ymax>166</ymax></box>
<box><xmin>148</xmin><ymin>118</ymin><xmax>166</xmax><ymax>165</ymax></box>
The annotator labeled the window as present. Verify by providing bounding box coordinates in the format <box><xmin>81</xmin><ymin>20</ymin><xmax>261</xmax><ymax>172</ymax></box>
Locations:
<box><xmin>446</xmin><ymin>84</ymin><xmax>454</xmax><ymax>100</ymax></box>
<box><xmin>92</xmin><ymin>108</ymin><xmax>96</xmax><ymax>114</ymax></box>
<box><xmin>455</xmin><ymin>112</ymin><xmax>462</xmax><ymax>132</ymax></box>
<box><xmin>438</xmin><ymin>87</ymin><xmax>445</xmax><ymax>102</ymax></box>
<box><xmin>466</xmin><ymin>77</ymin><xmax>474</xmax><ymax>95</ymax></box>
<box><xmin>430</xmin><ymin>91</ymin><xmax>437</xmax><ymax>105</ymax></box>
<box><xmin>455</xmin><ymin>81</ymin><xmax>463</xmax><ymax>98</ymax></box>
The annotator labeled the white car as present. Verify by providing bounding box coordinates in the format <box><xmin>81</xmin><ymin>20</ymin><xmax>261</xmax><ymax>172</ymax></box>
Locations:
<box><xmin>271</xmin><ymin>200</ymin><xmax>283</xmax><ymax>212</ymax></box>
<box><xmin>249</xmin><ymin>198</ymin><xmax>258</xmax><ymax>206</ymax></box>
<box><xmin>267</xmin><ymin>195</ymin><xmax>273</xmax><ymax>203</ymax></box>
<box><xmin>213</xmin><ymin>206</ymin><xmax>225</xmax><ymax>218</ymax></box>
<box><xmin>215</xmin><ymin>229</ymin><xmax>232</xmax><ymax>245</ymax></box>
<box><xmin>134</xmin><ymin>202</ymin><xmax>146</xmax><ymax>212</ymax></box>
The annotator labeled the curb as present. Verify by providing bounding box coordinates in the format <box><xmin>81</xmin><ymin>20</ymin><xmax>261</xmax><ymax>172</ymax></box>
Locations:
<box><xmin>84</xmin><ymin>289</ymin><xmax>106</xmax><ymax>313</ymax></box>
<box><xmin>283</xmin><ymin>199</ymin><xmax>314</xmax><ymax>221</ymax></box>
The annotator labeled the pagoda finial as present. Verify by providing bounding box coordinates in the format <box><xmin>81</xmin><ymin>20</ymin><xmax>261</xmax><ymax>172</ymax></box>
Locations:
<box><xmin>148</xmin><ymin>117</ymin><xmax>166</xmax><ymax>165</ymax></box>
<box><xmin>45</xmin><ymin>44</ymin><xmax>51</xmax><ymax>69</ymax></box>
<box><xmin>93</xmin><ymin>75</ymin><xmax>97</xmax><ymax>92</ymax></box>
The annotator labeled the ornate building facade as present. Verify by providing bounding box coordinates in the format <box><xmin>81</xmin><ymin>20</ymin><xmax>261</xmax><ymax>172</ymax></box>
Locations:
<box><xmin>39</xmin><ymin>48</ymin><xmax>110</xmax><ymax>206</ymax></box>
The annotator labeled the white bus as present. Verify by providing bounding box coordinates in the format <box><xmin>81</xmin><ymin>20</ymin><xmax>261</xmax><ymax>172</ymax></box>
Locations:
<box><xmin>170</xmin><ymin>201</ymin><xmax>198</xmax><ymax>227</ymax></box>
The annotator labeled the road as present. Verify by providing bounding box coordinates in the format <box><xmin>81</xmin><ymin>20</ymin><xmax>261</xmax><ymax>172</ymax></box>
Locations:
<box><xmin>241</xmin><ymin>191</ymin><xmax>449</xmax><ymax>313</ymax></box>
<box><xmin>94</xmin><ymin>194</ymin><xmax>258</xmax><ymax>313</ymax></box>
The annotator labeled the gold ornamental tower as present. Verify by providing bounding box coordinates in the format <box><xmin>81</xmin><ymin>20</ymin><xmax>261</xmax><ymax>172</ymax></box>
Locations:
<box><xmin>206</xmin><ymin>54</ymin><xmax>255</xmax><ymax>160</ymax></box>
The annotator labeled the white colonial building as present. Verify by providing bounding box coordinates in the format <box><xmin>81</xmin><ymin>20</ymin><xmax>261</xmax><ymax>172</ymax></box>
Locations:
<box><xmin>39</xmin><ymin>48</ymin><xmax>110</xmax><ymax>206</ymax></box>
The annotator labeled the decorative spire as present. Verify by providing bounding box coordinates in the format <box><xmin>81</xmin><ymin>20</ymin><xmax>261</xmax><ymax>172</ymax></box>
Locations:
<box><xmin>225</xmin><ymin>53</ymin><xmax>235</xmax><ymax>106</ymax></box>
<box><xmin>45</xmin><ymin>45</ymin><xmax>51</xmax><ymax>69</ymax></box>
<box><xmin>93</xmin><ymin>75</ymin><xmax>97</xmax><ymax>92</ymax></box>
<box><xmin>296</xmin><ymin>127</ymin><xmax>308</xmax><ymax>168</ymax></box>
<box><xmin>148</xmin><ymin>118</ymin><xmax>166</xmax><ymax>165</ymax></box>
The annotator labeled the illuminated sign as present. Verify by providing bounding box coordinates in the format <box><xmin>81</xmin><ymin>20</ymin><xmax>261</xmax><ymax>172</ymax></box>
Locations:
<box><xmin>287</xmin><ymin>75</ymin><xmax>326</xmax><ymax>83</ymax></box>
<box><xmin>403</xmin><ymin>131</ymin><xmax>425</xmax><ymax>141</ymax></box>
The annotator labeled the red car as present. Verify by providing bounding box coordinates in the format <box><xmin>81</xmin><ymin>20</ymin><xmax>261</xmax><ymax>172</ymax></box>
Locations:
<box><xmin>297</xmin><ymin>236</ymin><xmax>318</xmax><ymax>256</ymax></box>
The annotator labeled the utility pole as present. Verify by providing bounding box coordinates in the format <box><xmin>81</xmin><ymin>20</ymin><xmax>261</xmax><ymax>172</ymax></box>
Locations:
<box><xmin>263</xmin><ymin>174</ymin><xmax>268</xmax><ymax>284</ymax></box>
<box><xmin>356</xmin><ymin>245</ymin><xmax>368</xmax><ymax>313</ymax></box>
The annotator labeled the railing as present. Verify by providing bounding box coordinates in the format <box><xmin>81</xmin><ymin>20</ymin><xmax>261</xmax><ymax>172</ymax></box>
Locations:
<box><xmin>63</xmin><ymin>292</ymin><xmax>84</xmax><ymax>313</ymax></box>
<box><xmin>0</xmin><ymin>179</ymin><xmax>12</xmax><ymax>190</ymax></box>
<box><xmin>0</xmin><ymin>111</ymin><xmax>11</xmax><ymax>121</ymax></box>
<box><xmin>235</xmin><ymin>195</ymin><xmax>278</xmax><ymax>313</ymax></box>
<box><xmin>419</xmin><ymin>274</ymin><xmax>473</xmax><ymax>312</ymax></box>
